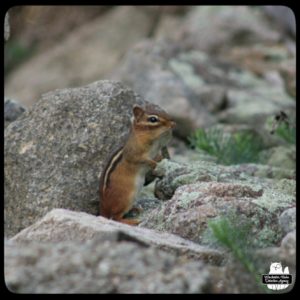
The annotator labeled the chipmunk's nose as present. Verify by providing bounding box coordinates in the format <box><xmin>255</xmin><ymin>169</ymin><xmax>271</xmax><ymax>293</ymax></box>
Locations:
<box><xmin>170</xmin><ymin>121</ymin><xmax>176</xmax><ymax>129</ymax></box>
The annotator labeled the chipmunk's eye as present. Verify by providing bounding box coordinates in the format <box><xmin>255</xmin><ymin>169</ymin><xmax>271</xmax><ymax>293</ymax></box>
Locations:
<box><xmin>148</xmin><ymin>116</ymin><xmax>159</xmax><ymax>123</ymax></box>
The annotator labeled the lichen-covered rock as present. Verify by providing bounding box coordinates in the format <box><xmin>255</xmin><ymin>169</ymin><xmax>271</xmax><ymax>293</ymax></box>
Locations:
<box><xmin>278</xmin><ymin>208</ymin><xmax>296</xmax><ymax>235</ymax></box>
<box><xmin>221</xmin><ymin>45</ymin><xmax>295</xmax><ymax>98</ymax></box>
<box><xmin>216</xmin><ymin>75</ymin><xmax>295</xmax><ymax>128</ymax></box>
<box><xmin>229</xmin><ymin>163</ymin><xmax>295</xmax><ymax>180</ymax></box>
<box><xmin>153</xmin><ymin>159</ymin><xmax>295</xmax><ymax>201</ymax></box>
<box><xmin>141</xmin><ymin>182</ymin><xmax>262</xmax><ymax>242</ymax></box>
<box><xmin>281</xmin><ymin>230</ymin><xmax>296</xmax><ymax>258</ymax></box>
<box><xmin>11</xmin><ymin>209</ymin><xmax>224</xmax><ymax>264</ymax></box>
<box><xmin>167</xmin><ymin>51</ymin><xmax>228</xmax><ymax>114</ymax></box>
<box><xmin>4</xmin><ymin>80</ymin><xmax>146</xmax><ymax>237</ymax></box>
<box><xmin>177</xmin><ymin>6</ymin><xmax>280</xmax><ymax>53</ymax></box>
<box><xmin>5</xmin><ymin>237</ymin><xmax>213</xmax><ymax>293</ymax></box>
<box><xmin>111</xmin><ymin>39</ymin><xmax>216</xmax><ymax>137</ymax></box>
<box><xmin>165</xmin><ymin>48</ymin><xmax>295</xmax><ymax>131</ymax></box>
<box><xmin>142</xmin><ymin>181</ymin><xmax>289</xmax><ymax>245</ymax></box>
<box><xmin>117</xmin><ymin>43</ymin><xmax>295</xmax><ymax>138</ymax></box>
<box><xmin>262</xmin><ymin>145</ymin><xmax>296</xmax><ymax>170</ymax></box>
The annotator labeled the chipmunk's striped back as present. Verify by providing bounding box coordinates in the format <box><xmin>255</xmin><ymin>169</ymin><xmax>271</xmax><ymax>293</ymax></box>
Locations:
<box><xmin>99</xmin><ymin>146</ymin><xmax>123</xmax><ymax>197</ymax></box>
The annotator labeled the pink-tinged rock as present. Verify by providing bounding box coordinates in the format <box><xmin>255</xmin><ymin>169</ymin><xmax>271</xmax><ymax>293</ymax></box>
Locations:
<box><xmin>11</xmin><ymin>208</ymin><xmax>224</xmax><ymax>265</ymax></box>
<box><xmin>141</xmin><ymin>181</ymin><xmax>290</xmax><ymax>246</ymax></box>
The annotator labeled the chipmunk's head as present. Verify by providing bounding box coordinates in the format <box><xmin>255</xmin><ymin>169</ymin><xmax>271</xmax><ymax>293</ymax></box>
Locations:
<box><xmin>132</xmin><ymin>104</ymin><xmax>176</xmax><ymax>141</ymax></box>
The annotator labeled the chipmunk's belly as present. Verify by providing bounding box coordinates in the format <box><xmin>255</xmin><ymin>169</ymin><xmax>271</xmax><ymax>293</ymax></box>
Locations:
<box><xmin>133</xmin><ymin>166</ymin><xmax>148</xmax><ymax>201</ymax></box>
<box><xmin>149</xmin><ymin>144</ymin><xmax>160</xmax><ymax>160</ymax></box>
<box><xmin>132</xmin><ymin>135</ymin><xmax>171</xmax><ymax>202</ymax></box>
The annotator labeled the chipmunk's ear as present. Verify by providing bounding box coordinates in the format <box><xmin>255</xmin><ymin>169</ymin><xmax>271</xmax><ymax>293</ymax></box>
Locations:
<box><xmin>133</xmin><ymin>105</ymin><xmax>144</xmax><ymax>121</ymax></box>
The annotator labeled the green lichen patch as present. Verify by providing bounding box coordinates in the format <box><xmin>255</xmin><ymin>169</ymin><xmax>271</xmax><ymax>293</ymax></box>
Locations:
<box><xmin>274</xmin><ymin>178</ymin><xmax>296</xmax><ymax>196</ymax></box>
<box><xmin>169</xmin><ymin>58</ymin><xmax>205</xmax><ymax>90</ymax></box>
<box><xmin>252</xmin><ymin>187</ymin><xmax>295</xmax><ymax>213</ymax></box>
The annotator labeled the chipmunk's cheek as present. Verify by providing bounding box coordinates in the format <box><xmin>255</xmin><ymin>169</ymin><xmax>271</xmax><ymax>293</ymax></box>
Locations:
<box><xmin>162</xmin><ymin>129</ymin><xmax>172</xmax><ymax>139</ymax></box>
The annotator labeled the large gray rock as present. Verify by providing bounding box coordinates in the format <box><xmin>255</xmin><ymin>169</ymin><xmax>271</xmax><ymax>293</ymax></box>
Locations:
<box><xmin>5</xmin><ymin>6</ymin><xmax>158</xmax><ymax>107</ymax></box>
<box><xmin>281</xmin><ymin>230</ymin><xmax>296</xmax><ymax>258</ymax></box>
<box><xmin>5</xmin><ymin>237</ymin><xmax>212</xmax><ymax>293</ymax></box>
<box><xmin>4</xmin><ymin>80</ymin><xmax>146</xmax><ymax>237</ymax></box>
<box><xmin>5</xmin><ymin>208</ymin><xmax>225</xmax><ymax>293</ymax></box>
<box><xmin>6</xmin><ymin>208</ymin><xmax>292</xmax><ymax>293</ymax></box>
<box><xmin>11</xmin><ymin>208</ymin><xmax>224</xmax><ymax>264</ymax></box>
<box><xmin>278</xmin><ymin>207</ymin><xmax>296</xmax><ymax>234</ymax></box>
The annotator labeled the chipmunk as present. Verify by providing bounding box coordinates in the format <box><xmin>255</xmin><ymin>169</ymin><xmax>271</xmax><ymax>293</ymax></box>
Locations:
<box><xmin>99</xmin><ymin>103</ymin><xmax>176</xmax><ymax>225</ymax></box>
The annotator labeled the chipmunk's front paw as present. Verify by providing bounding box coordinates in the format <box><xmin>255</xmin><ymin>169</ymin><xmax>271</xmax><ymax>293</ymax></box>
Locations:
<box><xmin>154</xmin><ymin>154</ymin><xmax>163</xmax><ymax>162</ymax></box>
<box><xmin>148</xmin><ymin>160</ymin><xmax>157</xmax><ymax>170</ymax></box>
<box><xmin>130</xmin><ymin>206</ymin><xmax>143</xmax><ymax>214</ymax></box>
<box><xmin>119</xmin><ymin>218</ymin><xmax>141</xmax><ymax>226</ymax></box>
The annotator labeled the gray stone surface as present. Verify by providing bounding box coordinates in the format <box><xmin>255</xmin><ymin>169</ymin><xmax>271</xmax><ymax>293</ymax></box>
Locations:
<box><xmin>5</xmin><ymin>237</ymin><xmax>212</xmax><ymax>293</ymax></box>
<box><xmin>278</xmin><ymin>207</ymin><xmax>296</xmax><ymax>234</ymax></box>
<box><xmin>263</xmin><ymin>146</ymin><xmax>296</xmax><ymax>170</ymax></box>
<box><xmin>4</xmin><ymin>80</ymin><xmax>145</xmax><ymax>237</ymax></box>
<box><xmin>177</xmin><ymin>6</ymin><xmax>280</xmax><ymax>53</ymax></box>
<box><xmin>281</xmin><ymin>230</ymin><xmax>296</xmax><ymax>257</ymax></box>
<box><xmin>167</xmin><ymin>50</ymin><xmax>295</xmax><ymax>129</ymax></box>
<box><xmin>153</xmin><ymin>159</ymin><xmax>295</xmax><ymax>201</ymax></box>
<box><xmin>4</xmin><ymin>98</ymin><xmax>26</xmax><ymax>127</ymax></box>
<box><xmin>5</xmin><ymin>208</ymin><xmax>225</xmax><ymax>293</ymax></box>
<box><xmin>5</xmin><ymin>209</ymin><xmax>295</xmax><ymax>293</ymax></box>
<box><xmin>113</xmin><ymin>40</ymin><xmax>295</xmax><ymax>139</ymax></box>
<box><xmin>144</xmin><ymin>182</ymin><xmax>278</xmax><ymax>245</ymax></box>
<box><xmin>11</xmin><ymin>209</ymin><xmax>224</xmax><ymax>265</ymax></box>
<box><xmin>111</xmin><ymin>39</ymin><xmax>216</xmax><ymax>136</ymax></box>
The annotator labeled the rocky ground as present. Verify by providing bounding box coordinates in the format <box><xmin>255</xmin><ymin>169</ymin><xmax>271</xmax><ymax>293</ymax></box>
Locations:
<box><xmin>4</xmin><ymin>6</ymin><xmax>296</xmax><ymax>294</ymax></box>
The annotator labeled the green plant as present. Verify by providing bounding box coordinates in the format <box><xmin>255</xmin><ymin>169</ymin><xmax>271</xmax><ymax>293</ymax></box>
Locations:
<box><xmin>274</xmin><ymin>122</ymin><xmax>296</xmax><ymax>145</ymax></box>
<box><xmin>5</xmin><ymin>40</ymin><xmax>34</xmax><ymax>74</ymax></box>
<box><xmin>267</xmin><ymin>112</ymin><xmax>296</xmax><ymax>145</ymax></box>
<box><xmin>208</xmin><ymin>216</ymin><xmax>269</xmax><ymax>293</ymax></box>
<box><xmin>189</xmin><ymin>127</ymin><xmax>264</xmax><ymax>165</ymax></box>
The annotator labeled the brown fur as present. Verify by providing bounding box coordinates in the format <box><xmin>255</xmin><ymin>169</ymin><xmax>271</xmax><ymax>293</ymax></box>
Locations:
<box><xmin>99</xmin><ymin>104</ymin><xmax>175</xmax><ymax>225</ymax></box>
